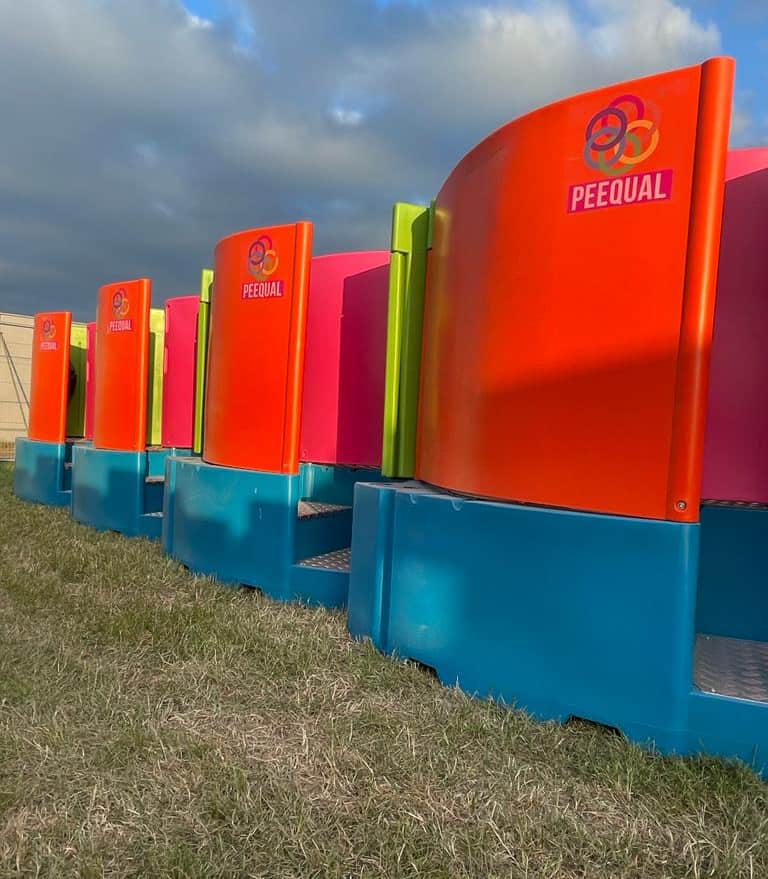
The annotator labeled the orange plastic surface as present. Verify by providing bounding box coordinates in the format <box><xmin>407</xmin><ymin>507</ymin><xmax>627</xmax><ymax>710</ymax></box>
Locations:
<box><xmin>415</xmin><ymin>57</ymin><xmax>734</xmax><ymax>522</ymax></box>
<box><xmin>92</xmin><ymin>279</ymin><xmax>152</xmax><ymax>452</ymax></box>
<box><xmin>203</xmin><ymin>222</ymin><xmax>313</xmax><ymax>473</ymax></box>
<box><xmin>28</xmin><ymin>311</ymin><xmax>72</xmax><ymax>443</ymax></box>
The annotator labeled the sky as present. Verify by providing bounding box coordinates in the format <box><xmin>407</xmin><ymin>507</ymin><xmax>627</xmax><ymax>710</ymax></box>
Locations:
<box><xmin>0</xmin><ymin>0</ymin><xmax>766</xmax><ymax>318</ymax></box>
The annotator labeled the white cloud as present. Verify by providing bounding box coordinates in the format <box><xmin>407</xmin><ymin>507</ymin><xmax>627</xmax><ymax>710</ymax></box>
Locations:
<box><xmin>330</xmin><ymin>108</ymin><xmax>365</xmax><ymax>127</ymax></box>
<box><xmin>185</xmin><ymin>11</ymin><xmax>214</xmax><ymax>29</ymax></box>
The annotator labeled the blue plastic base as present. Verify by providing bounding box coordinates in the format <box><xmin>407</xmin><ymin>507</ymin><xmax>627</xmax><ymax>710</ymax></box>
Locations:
<box><xmin>70</xmin><ymin>445</ymin><xmax>180</xmax><ymax>539</ymax></box>
<box><xmin>163</xmin><ymin>457</ymin><xmax>381</xmax><ymax>606</ymax></box>
<box><xmin>290</xmin><ymin>562</ymin><xmax>351</xmax><ymax>608</ymax></box>
<box><xmin>348</xmin><ymin>482</ymin><xmax>768</xmax><ymax>777</ymax></box>
<box><xmin>697</xmin><ymin>504</ymin><xmax>768</xmax><ymax>642</ymax></box>
<box><xmin>14</xmin><ymin>437</ymin><xmax>83</xmax><ymax>507</ymax></box>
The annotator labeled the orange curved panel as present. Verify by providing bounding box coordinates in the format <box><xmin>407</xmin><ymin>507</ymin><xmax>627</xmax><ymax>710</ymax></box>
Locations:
<box><xmin>92</xmin><ymin>279</ymin><xmax>152</xmax><ymax>451</ymax></box>
<box><xmin>28</xmin><ymin>311</ymin><xmax>72</xmax><ymax>443</ymax></box>
<box><xmin>415</xmin><ymin>57</ymin><xmax>734</xmax><ymax>522</ymax></box>
<box><xmin>203</xmin><ymin>222</ymin><xmax>313</xmax><ymax>473</ymax></box>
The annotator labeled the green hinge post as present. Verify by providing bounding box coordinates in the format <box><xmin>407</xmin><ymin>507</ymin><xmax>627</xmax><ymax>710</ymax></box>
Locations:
<box><xmin>193</xmin><ymin>268</ymin><xmax>214</xmax><ymax>455</ymax></box>
<box><xmin>66</xmin><ymin>323</ymin><xmax>88</xmax><ymax>438</ymax></box>
<box><xmin>146</xmin><ymin>307</ymin><xmax>165</xmax><ymax>447</ymax></box>
<box><xmin>381</xmin><ymin>201</ymin><xmax>432</xmax><ymax>478</ymax></box>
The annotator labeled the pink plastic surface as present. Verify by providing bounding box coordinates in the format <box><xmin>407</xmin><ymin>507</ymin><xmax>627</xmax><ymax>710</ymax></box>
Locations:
<box><xmin>299</xmin><ymin>251</ymin><xmax>390</xmax><ymax>467</ymax></box>
<box><xmin>162</xmin><ymin>295</ymin><xmax>199</xmax><ymax>449</ymax></box>
<box><xmin>85</xmin><ymin>321</ymin><xmax>96</xmax><ymax>440</ymax></box>
<box><xmin>702</xmin><ymin>148</ymin><xmax>768</xmax><ymax>501</ymax></box>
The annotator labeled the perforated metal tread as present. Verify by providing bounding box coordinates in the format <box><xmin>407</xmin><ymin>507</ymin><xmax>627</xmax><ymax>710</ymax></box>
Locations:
<box><xmin>145</xmin><ymin>475</ymin><xmax>165</xmax><ymax>484</ymax></box>
<box><xmin>143</xmin><ymin>511</ymin><xmax>163</xmax><ymax>518</ymax></box>
<box><xmin>694</xmin><ymin>635</ymin><xmax>768</xmax><ymax>703</ymax></box>
<box><xmin>296</xmin><ymin>547</ymin><xmax>351</xmax><ymax>572</ymax></box>
<box><xmin>297</xmin><ymin>500</ymin><xmax>351</xmax><ymax>519</ymax></box>
<box><xmin>64</xmin><ymin>462</ymin><xmax>72</xmax><ymax>470</ymax></box>
<box><xmin>701</xmin><ymin>499</ymin><xmax>768</xmax><ymax>510</ymax></box>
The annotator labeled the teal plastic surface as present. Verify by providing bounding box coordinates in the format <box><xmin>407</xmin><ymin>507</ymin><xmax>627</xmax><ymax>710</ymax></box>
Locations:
<box><xmin>71</xmin><ymin>444</ymin><xmax>174</xmax><ymax>539</ymax></box>
<box><xmin>14</xmin><ymin>438</ymin><xmax>75</xmax><ymax>507</ymax></box>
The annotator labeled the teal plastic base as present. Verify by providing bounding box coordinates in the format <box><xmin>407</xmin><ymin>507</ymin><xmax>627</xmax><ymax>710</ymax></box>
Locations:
<box><xmin>14</xmin><ymin>437</ymin><xmax>83</xmax><ymax>507</ymax></box>
<box><xmin>348</xmin><ymin>481</ymin><xmax>768</xmax><ymax>778</ymax></box>
<box><xmin>163</xmin><ymin>457</ymin><xmax>381</xmax><ymax>606</ymax></box>
<box><xmin>70</xmin><ymin>445</ymin><xmax>182</xmax><ymax>539</ymax></box>
<box><xmin>697</xmin><ymin>504</ymin><xmax>768</xmax><ymax>642</ymax></box>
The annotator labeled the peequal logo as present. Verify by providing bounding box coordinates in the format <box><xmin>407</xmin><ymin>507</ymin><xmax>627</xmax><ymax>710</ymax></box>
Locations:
<box><xmin>108</xmin><ymin>288</ymin><xmax>133</xmax><ymax>333</ymax></box>
<box><xmin>242</xmin><ymin>234</ymin><xmax>285</xmax><ymax>300</ymax></box>
<box><xmin>40</xmin><ymin>318</ymin><xmax>58</xmax><ymax>351</ymax></box>
<box><xmin>568</xmin><ymin>93</ymin><xmax>672</xmax><ymax>214</ymax></box>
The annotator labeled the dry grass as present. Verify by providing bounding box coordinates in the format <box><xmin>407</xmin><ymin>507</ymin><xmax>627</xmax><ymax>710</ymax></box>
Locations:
<box><xmin>0</xmin><ymin>463</ymin><xmax>766</xmax><ymax>878</ymax></box>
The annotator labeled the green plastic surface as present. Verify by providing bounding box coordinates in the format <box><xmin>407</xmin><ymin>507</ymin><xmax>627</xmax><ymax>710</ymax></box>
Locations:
<box><xmin>66</xmin><ymin>323</ymin><xmax>88</xmax><ymax>438</ymax></box>
<box><xmin>146</xmin><ymin>307</ymin><xmax>165</xmax><ymax>447</ymax></box>
<box><xmin>193</xmin><ymin>268</ymin><xmax>214</xmax><ymax>455</ymax></box>
<box><xmin>381</xmin><ymin>202</ymin><xmax>431</xmax><ymax>478</ymax></box>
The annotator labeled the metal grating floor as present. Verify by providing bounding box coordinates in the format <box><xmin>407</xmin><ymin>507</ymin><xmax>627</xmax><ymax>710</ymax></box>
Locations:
<box><xmin>297</xmin><ymin>500</ymin><xmax>351</xmax><ymax>519</ymax></box>
<box><xmin>701</xmin><ymin>499</ymin><xmax>768</xmax><ymax>510</ymax></box>
<box><xmin>296</xmin><ymin>547</ymin><xmax>351</xmax><ymax>572</ymax></box>
<box><xmin>694</xmin><ymin>635</ymin><xmax>768</xmax><ymax>703</ymax></box>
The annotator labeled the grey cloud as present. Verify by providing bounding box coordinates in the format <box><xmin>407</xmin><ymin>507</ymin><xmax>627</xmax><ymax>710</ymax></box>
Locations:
<box><xmin>0</xmin><ymin>0</ymin><xmax>722</xmax><ymax>318</ymax></box>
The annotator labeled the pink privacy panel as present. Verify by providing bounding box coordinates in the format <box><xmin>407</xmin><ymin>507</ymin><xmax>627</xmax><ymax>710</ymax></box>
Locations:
<box><xmin>162</xmin><ymin>295</ymin><xmax>199</xmax><ymax>448</ymax></box>
<box><xmin>85</xmin><ymin>321</ymin><xmax>96</xmax><ymax>440</ymax></box>
<box><xmin>702</xmin><ymin>148</ymin><xmax>768</xmax><ymax>501</ymax></box>
<box><xmin>300</xmin><ymin>252</ymin><xmax>390</xmax><ymax>467</ymax></box>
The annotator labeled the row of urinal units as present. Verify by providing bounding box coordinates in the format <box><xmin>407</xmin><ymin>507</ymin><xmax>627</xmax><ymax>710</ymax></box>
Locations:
<box><xmin>14</xmin><ymin>226</ymin><xmax>411</xmax><ymax>604</ymax></box>
<box><xmin>15</xmin><ymin>55</ymin><xmax>768</xmax><ymax>777</ymax></box>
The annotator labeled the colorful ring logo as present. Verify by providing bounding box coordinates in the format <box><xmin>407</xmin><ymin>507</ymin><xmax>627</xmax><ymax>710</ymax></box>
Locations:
<box><xmin>248</xmin><ymin>236</ymin><xmax>279</xmax><ymax>280</ymax></box>
<box><xmin>112</xmin><ymin>288</ymin><xmax>130</xmax><ymax>318</ymax></box>
<box><xmin>584</xmin><ymin>93</ymin><xmax>660</xmax><ymax>177</ymax></box>
<box><xmin>41</xmin><ymin>318</ymin><xmax>56</xmax><ymax>339</ymax></box>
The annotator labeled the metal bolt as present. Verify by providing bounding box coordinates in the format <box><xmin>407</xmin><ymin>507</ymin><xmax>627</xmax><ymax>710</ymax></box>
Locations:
<box><xmin>676</xmin><ymin>500</ymin><xmax>687</xmax><ymax>511</ymax></box>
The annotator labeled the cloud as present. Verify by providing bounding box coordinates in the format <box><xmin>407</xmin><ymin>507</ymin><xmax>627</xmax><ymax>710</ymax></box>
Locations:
<box><xmin>0</xmin><ymin>0</ymin><xmax>724</xmax><ymax>317</ymax></box>
<box><xmin>729</xmin><ymin>92</ymin><xmax>768</xmax><ymax>148</ymax></box>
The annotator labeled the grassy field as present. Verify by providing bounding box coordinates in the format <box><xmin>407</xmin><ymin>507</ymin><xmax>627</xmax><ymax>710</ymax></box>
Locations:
<box><xmin>0</xmin><ymin>464</ymin><xmax>766</xmax><ymax>878</ymax></box>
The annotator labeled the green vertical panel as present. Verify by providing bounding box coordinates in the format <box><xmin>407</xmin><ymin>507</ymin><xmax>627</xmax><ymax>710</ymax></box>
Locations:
<box><xmin>193</xmin><ymin>268</ymin><xmax>213</xmax><ymax>455</ymax></box>
<box><xmin>382</xmin><ymin>251</ymin><xmax>406</xmax><ymax>475</ymax></box>
<box><xmin>381</xmin><ymin>202</ymin><xmax>430</xmax><ymax>478</ymax></box>
<box><xmin>66</xmin><ymin>323</ymin><xmax>88</xmax><ymax>438</ymax></box>
<box><xmin>146</xmin><ymin>307</ymin><xmax>165</xmax><ymax>447</ymax></box>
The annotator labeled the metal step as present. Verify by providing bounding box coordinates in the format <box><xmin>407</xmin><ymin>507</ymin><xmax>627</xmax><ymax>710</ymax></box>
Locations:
<box><xmin>297</xmin><ymin>500</ymin><xmax>351</xmax><ymax>520</ymax></box>
<box><xmin>695</xmin><ymin>634</ymin><xmax>768</xmax><ymax>703</ymax></box>
<box><xmin>296</xmin><ymin>547</ymin><xmax>351</xmax><ymax>572</ymax></box>
<box><xmin>143</xmin><ymin>511</ymin><xmax>163</xmax><ymax>518</ymax></box>
<box><xmin>145</xmin><ymin>475</ymin><xmax>165</xmax><ymax>484</ymax></box>
<box><xmin>64</xmin><ymin>462</ymin><xmax>72</xmax><ymax>470</ymax></box>
<box><xmin>701</xmin><ymin>499</ymin><xmax>768</xmax><ymax>511</ymax></box>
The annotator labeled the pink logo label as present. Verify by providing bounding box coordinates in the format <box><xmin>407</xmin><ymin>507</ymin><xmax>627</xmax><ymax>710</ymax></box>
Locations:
<box><xmin>241</xmin><ymin>280</ymin><xmax>285</xmax><ymax>299</ymax></box>
<box><xmin>40</xmin><ymin>341</ymin><xmax>59</xmax><ymax>351</ymax></box>
<box><xmin>108</xmin><ymin>318</ymin><xmax>134</xmax><ymax>333</ymax></box>
<box><xmin>568</xmin><ymin>169</ymin><xmax>673</xmax><ymax>213</ymax></box>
